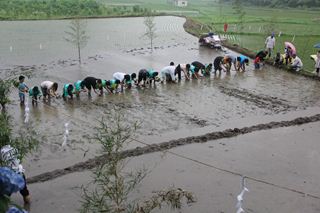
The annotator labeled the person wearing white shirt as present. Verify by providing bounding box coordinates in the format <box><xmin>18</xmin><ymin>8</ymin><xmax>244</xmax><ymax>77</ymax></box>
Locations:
<box><xmin>40</xmin><ymin>80</ymin><xmax>58</xmax><ymax>100</ymax></box>
<box><xmin>113</xmin><ymin>72</ymin><xmax>137</xmax><ymax>91</ymax></box>
<box><xmin>265</xmin><ymin>33</ymin><xmax>276</xmax><ymax>58</ymax></box>
<box><xmin>290</xmin><ymin>54</ymin><xmax>303</xmax><ymax>72</ymax></box>
<box><xmin>160</xmin><ymin>62</ymin><xmax>177</xmax><ymax>83</ymax></box>
<box><xmin>315</xmin><ymin>50</ymin><xmax>320</xmax><ymax>76</ymax></box>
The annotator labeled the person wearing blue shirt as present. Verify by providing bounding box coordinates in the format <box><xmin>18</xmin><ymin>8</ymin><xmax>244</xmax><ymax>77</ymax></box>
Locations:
<box><xmin>18</xmin><ymin>76</ymin><xmax>29</xmax><ymax>106</ymax></box>
<box><xmin>236</xmin><ymin>55</ymin><xmax>249</xmax><ymax>72</ymax></box>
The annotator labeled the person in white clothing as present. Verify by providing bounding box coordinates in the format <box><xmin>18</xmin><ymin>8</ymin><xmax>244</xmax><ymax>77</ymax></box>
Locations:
<box><xmin>290</xmin><ymin>54</ymin><xmax>303</xmax><ymax>72</ymax></box>
<box><xmin>40</xmin><ymin>81</ymin><xmax>58</xmax><ymax>100</ymax></box>
<box><xmin>265</xmin><ymin>32</ymin><xmax>276</xmax><ymax>58</ymax></box>
<box><xmin>315</xmin><ymin>50</ymin><xmax>320</xmax><ymax>76</ymax></box>
<box><xmin>113</xmin><ymin>72</ymin><xmax>137</xmax><ymax>91</ymax></box>
<box><xmin>160</xmin><ymin>62</ymin><xmax>177</xmax><ymax>83</ymax></box>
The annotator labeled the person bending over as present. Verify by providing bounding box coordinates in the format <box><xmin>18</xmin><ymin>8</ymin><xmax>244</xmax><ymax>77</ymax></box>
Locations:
<box><xmin>104</xmin><ymin>79</ymin><xmax>121</xmax><ymax>94</ymax></box>
<box><xmin>213</xmin><ymin>56</ymin><xmax>230</xmax><ymax>73</ymax></box>
<box><xmin>175</xmin><ymin>64</ymin><xmax>191</xmax><ymax>80</ymax></box>
<box><xmin>62</xmin><ymin>83</ymin><xmax>75</xmax><ymax>100</ymax></box>
<box><xmin>74</xmin><ymin>80</ymin><xmax>87</xmax><ymax>98</ymax></box>
<box><xmin>28</xmin><ymin>86</ymin><xmax>41</xmax><ymax>106</ymax></box>
<box><xmin>81</xmin><ymin>77</ymin><xmax>102</xmax><ymax>96</ymax></box>
<box><xmin>236</xmin><ymin>55</ymin><xmax>249</xmax><ymax>72</ymax></box>
<box><xmin>160</xmin><ymin>62</ymin><xmax>177</xmax><ymax>83</ymax></box>
<box><xmin>113</xmin><ymin>72</ymin><xmax>137</xmax><ymax>91</ymax></box>
<box><xmin>40</xmin><ymin>81</ymin><xmax>58</xmax><ymax>100</ymax></box>
<box><xmin>146</xmin><ymin>69</ymin><xmax>159</xmax><ymax>85</ymax></box>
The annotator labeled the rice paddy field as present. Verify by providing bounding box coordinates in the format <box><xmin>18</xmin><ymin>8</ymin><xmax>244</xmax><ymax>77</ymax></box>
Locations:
<box><xmin>102</xmin><ymin>0</ymin><xmax>320</xmax><ymax>72</ymax></box>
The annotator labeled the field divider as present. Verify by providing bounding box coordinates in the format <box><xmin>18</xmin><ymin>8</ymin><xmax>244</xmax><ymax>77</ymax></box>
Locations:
<box><xmin>26</xmin><ymin>113</ymin><xmax>320</xmax><ymax>200</ymax></box>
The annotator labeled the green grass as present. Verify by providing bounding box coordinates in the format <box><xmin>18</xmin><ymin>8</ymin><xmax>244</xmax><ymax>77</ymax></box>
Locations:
<box><xmin>188</xmin><ymin>2</ymin><xmax>319</xmax><ymax>71</ymax></box>
<box><xmin>108</xmin><ymin>0</ymin><xmax>318</xmax><ymax>71</ymax></box>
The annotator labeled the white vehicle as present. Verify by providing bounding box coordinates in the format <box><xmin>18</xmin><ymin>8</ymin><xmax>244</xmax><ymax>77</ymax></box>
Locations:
<box><xmin>199</xmin><ymin>32</ymin><xmax>222</xmax><ymax>49</ymax></box>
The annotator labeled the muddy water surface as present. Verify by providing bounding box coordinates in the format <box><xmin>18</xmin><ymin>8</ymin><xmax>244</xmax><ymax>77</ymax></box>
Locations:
<box><xmin>1</xmin><ymin>16</ymin><xmax>320</xmax><ymax>177</ymax></box>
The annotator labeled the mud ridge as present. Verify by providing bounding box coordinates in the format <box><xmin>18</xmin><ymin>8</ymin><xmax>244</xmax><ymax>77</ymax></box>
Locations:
<box><xmin>219</xmin><ymin>86</ymin><xmax>295</xmax><ymax>112</ymax></box>
<box><xmin>27</xmin><ymin>113</ymin><xmax>320</xmax><ymax>184</ymax></box>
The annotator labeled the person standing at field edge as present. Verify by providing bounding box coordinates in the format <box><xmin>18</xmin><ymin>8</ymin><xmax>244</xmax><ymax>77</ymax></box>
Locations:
<box><xmin>265</xmin><ymin>32</ymin><xmax>276</xmax><ymax>58</ymax></box>
<box><xmin>315</xmin><ymin>50</ymin><xmax>320</xmax><ymax>77</ymax></box>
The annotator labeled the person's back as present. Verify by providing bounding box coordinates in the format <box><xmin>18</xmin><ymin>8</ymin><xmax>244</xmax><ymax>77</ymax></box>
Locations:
<box><xmin>40</xmin><ymin>80</ymin><xmax>54</xmax><ymax>89</ymax></box>
<box><xmin>256</xmin><ymin>50</ymin><xmax>267</xmax><ymax>61</ymax></box>
<box><xmin>191</xmin><ymin>61</ymin><xmax>205</xmax><ymax>70</ymax></box>
<box><xmin>161</xmin><ymin>65</ymin><xmax>176</xmax><ymax>82</ymax></box>
<box><xmin>291</xmin><ymin>55</ymin><xmax>303</xmax><ymax>71</ymax></box>
<box><xmin>293</xmin><ymin>56</ymin><xmax>303</xmax><ymax>67</ymax></box>
<box><xmin>239</xmin><ymin>55</ymin><xmax>248</xmax><ymax>64</ymax></box>
<box><xmin>113</xmin><ymin>72</ymin><xmax>126</xmax><ymax>82</ymax></box>
<box><xmin>213</xmin><ymin>56</ymin><xmax>224</xmax><ymax>72</ymax></box>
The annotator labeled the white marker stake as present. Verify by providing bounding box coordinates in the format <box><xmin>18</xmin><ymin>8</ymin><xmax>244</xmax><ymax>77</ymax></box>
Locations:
<box><xmin>292</xmin><ymin>35</ymin><xmax>295</xmax><ymax>42</ymax></box>
<box><xmin>236</xmin><ymin>177</ymin><xmax>249</xmax><ymax>213</ymax></box>
<box><xmin>62</xmin><ymin>122</ymin><xmax>69</xmax><ymax>147</ymax></box>
<box><xmin>40</xmin><ymin>43</ymin><xmax>42</xmax><ymax>50</ymax></box>
<box><xmin>278</xmin><ymin>31</ymin><xmax>282</xmax><ymax>37</ymax></box>
<box><xmin>10</xmin><ymin>46</ymin><xmax>13</xmax><ymax>52</ymax></box>
<box><xmin>24</xmin><ymin>97</ymin><xmax>30</xmax><ymax>123</ymax></box>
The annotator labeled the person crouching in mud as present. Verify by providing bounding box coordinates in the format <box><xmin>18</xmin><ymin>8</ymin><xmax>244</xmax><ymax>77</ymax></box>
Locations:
<box><xmin>74</xmin><ymin>80</ymin><xmax>87</xmax><ymax>98</ymax></box>
<box><xmin>174</xmin><ymin>64</ymin><xmax>191</xmax><ymax>80</ymax></box>
<box><xmin>62</xmin><ymin>83</ymin><xmax>75</xmax><ymax>100</ymax></box>
<box><xmin>254</xmin><ymin>50</ymin><xmax>268</xmax><ymax>69</ymax></box>
<box><xmin>274</xmin><ymin>52</ymin><xmax>284</xmax><ymax>67</ymax></box>
<box><xmin>225</xmin><ymin>54</ymin><xmax>237</xmax><ymax>71</ymax></box>
<box><xmin>28</xmin><ymin>86</ymin><xmax>41</xmax><ymax>106</ymax></box>
<box><xmin>104</xmin><ymin>79</ymin><xmax>121</xmax><ymax>94</ymax></box>
<box><xmin>190</xmin><ymin>61</ymin><xmax>212</xmax><ymax>78</ymax></box>
<box><xmin>213</xmin><ymin>56</ymin><xmax>230</xmax><ymax>74</ymax></box>
<box><xmin>136</xmin><ymin>69</ymin><xmax>159</xmax><ymax>87</ymax></box>
<box><xmin>146</xmin><ymin>69</ymin><xmax>160</xmax><ymax>86</ymax></box>
<box><xmin>113</xmin><ymin>72</ymin><xmax>137</xmax><ymax>92</ymax></box>
<box><xmin>236</xmin><ymin>55</ymin><xmax>249</xmax><ymax>72</ymax></box>
<box><xmin>160</xmin><ymin>62</ymin><xmax>177</xmax><ymax>83</ymax></box>
<box><xmin>81</xmin><ymin>77</ymin><xmax>103</xmax><ymax>96</ymax></box>
<box><xmin>40</xmin><ymin>81</ymin><xmax>59</xmax><ymax>101</ymax></box>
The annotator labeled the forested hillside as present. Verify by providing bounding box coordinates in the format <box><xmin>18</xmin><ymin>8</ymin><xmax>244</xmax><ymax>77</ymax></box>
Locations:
<box><xmin>0</xmin><ymin>0</ymin><xmax>149</xmax><ymax>20</ymax></box>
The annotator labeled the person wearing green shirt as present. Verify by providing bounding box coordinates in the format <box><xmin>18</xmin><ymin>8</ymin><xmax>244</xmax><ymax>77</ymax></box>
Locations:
<box><xmin>104</xmin><ymin>79</ymin><xmax>121</xmax><ymax>94</ymax></box>
<box><xmin>28</xmin><ymin>86</ymin><xmax>41</xmax><ymax>106</ymax></box>
<box><xmin>146</xmin><ymin>69</ymin><xmax>159</xmax><ymax>85</ymax></box>
<box><xmin>74</xmin><ymin>80</ymin><xmax>87</xmax><ymax>97</ymax></box>
<box><xmin>62</xmin><ymin>83</ymin><xmax>75</xmax><ymax>100</ymax></box>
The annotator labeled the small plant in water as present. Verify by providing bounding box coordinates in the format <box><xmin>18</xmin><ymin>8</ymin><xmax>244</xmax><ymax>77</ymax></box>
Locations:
<box><xmin>143</xmin><ymin>13</ymin><xmax>157</xmax><ymax>53</ymax></box>
<box><xmin>64</xmin><ymin>18</ymin><xmax>89</xmax><ymax>64</ymax></box>
<box><xmin>81</xmin><ymin>110</ymin><xmax>195</xmax><ymax>213</ymax></box>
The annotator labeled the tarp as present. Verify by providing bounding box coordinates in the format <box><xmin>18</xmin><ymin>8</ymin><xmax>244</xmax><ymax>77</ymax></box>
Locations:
<box><xmin>314</xmin><ymin>43</ymin><xmax>320</xmax><ymax>48</ymax></box>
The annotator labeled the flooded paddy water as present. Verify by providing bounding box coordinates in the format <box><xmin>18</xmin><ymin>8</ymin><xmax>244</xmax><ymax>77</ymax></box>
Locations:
<box><xmin>1</xmin><ymin>16</ymin><xmax>320</xmax><ymax>212</ymax></box>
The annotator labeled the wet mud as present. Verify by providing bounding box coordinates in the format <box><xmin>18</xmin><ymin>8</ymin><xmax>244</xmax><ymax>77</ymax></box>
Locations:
<box><xmin>218</xmin><ymin>86</ymin><xmax>295</xmax><ymax>113</ymax></box>
<box><xmin>27</xmin><ymin>113</ymin><xmax>320</xmax><ymax>184</ymax></box>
